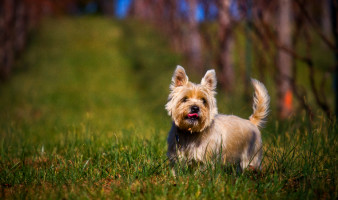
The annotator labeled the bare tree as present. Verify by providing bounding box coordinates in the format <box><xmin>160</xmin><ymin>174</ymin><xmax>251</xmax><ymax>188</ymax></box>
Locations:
<box><xmin>186</xmin><ymin>0</ymin><xmax>203</xmax><ymax>73</ymax></box>
<box><xmin>276</xmin><ymin>0</ymin><xmax>293</xmax><ymax>118</ymax></box>
<box><xmin>322</xmin><ymin>0</ymin><xmax>332</xmax><ymax>38</ymax></box>
<box><xmin>330</xmin><ymin>0</ymin><xmax>338</xmax><ymax>117</ymax></box>
<box><xmin>1</xmin><ymin>0</ymin><xmax>15</xmax><ymax>80</ymax></box>
<box><xmin>100</xmin><ymin>0</ymin><xmax>115</xmax><ymax>17</ymax></box>
<box><xmin>129</xmin><ymin>0</ymin><xmax>149</xmax><ymax>20</ymax></box>
<box><xmin>14</xmin><ymin>0</ymin><xmax>28</xmax><ymax>55</ymax></box>
<box><xmin>217</xmin><ymin>0</ymin><xmax>234</xmax><ymax>92</ymax></box>
<box><xmin>165</xmin><ymin>0</ymin><xmax>182</xmax><ymax>51</ymax></box>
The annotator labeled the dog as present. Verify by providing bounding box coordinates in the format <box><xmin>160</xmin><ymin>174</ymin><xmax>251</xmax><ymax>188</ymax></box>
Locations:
<box><xmin>165</xmin><ymin>65</ymin><xmax>269</xmax><ymax>174</ymax></box>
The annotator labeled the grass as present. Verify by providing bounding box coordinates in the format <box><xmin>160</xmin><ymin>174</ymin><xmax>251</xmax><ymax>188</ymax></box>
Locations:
<box><xmin>0</xmin><ymin>16</ymin><xmax>337</xmax><ymax>199</ymax></box>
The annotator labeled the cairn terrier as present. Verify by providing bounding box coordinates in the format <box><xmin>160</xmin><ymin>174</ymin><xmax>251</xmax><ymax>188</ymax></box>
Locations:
<box><xmin>165</xmin><ymin>65</ymin><xmax>269</xmax><ymax>173</ymax></box>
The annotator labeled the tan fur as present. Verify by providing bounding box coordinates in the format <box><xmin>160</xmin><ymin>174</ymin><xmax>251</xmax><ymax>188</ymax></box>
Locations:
<box><xmin>165</xmin><ymin>66</ymin><xmax>270</xmax><ymax>172</ymax></box>
<box><xmin>249</xmin><ymin>79</ymin><xmax>270</xmax><ymax>128</ymax></box>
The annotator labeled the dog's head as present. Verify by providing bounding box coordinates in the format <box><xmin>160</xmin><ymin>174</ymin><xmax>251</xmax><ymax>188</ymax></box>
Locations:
<box><xmin>165</xmin><ymin>65</ymin><xmax>218</xmax><ymax>132</ymax></box>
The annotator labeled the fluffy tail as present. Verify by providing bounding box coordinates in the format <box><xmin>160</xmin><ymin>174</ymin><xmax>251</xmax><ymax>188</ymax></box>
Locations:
<box><xmin>249</xmin><ymin>79</ymin><xmax>270</xmax><ymax>128</ymax></box>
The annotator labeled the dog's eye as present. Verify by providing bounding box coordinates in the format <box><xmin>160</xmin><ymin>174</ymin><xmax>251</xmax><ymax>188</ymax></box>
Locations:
<box><xmin>202</xmin><ymin>98</ymin><xmax>207</xmax><ymax>105</ymax></box>
<box><xmin>182</xmin><ymin>97</ymin><xmax>188</xmax><ymax>102</ymax></box>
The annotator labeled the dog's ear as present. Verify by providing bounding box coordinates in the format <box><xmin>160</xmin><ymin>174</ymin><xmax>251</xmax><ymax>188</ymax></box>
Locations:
<box><xmin>201</xmin><ymin>69</ymin><xmax>217</xmax><ymax>90</ymax></box>
<box><xmin>171</xmin><ymin>65</ymin><xmax>189</xmax><ymax>88</ymax></box>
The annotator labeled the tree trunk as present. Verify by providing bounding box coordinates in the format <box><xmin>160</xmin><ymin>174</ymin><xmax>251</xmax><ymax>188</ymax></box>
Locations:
<box><xmin>14</xmin><ymin>0</ymin><xmax>27</xmax><ymax>55</ymax></box>
<box><xmin>129</xmin><ymin>0</ymin><xmax>147</xmax><ymax>19</ymax></box>
<box><xmin>330</xmin><ymin>0</ymin><xmax>338</xmax><ymax>117</ymax></box>
<box><xmin>277</xmin><ymin>0</ymin><xmax>293</xmax><ymax>118</ymax></box>
<box><xmin>1</xmin><ymin>0</ymin><xmax>15</xmax><ymax>80</ymax></box>
<box><xmin>167</xmin><ymin>0</ymin><xmax>181</xmax><ymax>51</ymax></box>
<box><xmin>100</xmin><ymin>0</ymin><xmax>115</xmax><ymax>17</ymax></box>
<box><xmin>322</xmin><ymin>0</ymin><xmax>332</xmax><ymax>38</ymax></box>
<box><xmin>217</xmin><ymin>0</ymin><xmax>234</xmax><ymax>92</ymax></box>
<box><xmin>186</xmin><ymin>0</ymin><xmax>203</xmax><ymax>73</ymax></box>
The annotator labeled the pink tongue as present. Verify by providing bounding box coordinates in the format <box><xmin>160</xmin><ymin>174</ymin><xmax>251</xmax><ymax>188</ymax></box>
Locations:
<box><xmin>188</xmin><ymin>113</ymin><xmax>199</xmax><ymax>118</ymax></box>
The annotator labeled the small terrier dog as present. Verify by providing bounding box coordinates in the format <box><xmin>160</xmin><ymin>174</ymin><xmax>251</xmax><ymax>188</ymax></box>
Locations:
<box><xmin>165</xmin><ymin>65</ymin><xmax>269</xmax><ymax>173</ymax></box>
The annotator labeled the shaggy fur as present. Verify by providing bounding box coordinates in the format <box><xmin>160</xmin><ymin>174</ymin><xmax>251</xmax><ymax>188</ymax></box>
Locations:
<box><xmin>165</xmin><ymin>65</ymin><xmax>270</xmax><ymax>172</ymax></box>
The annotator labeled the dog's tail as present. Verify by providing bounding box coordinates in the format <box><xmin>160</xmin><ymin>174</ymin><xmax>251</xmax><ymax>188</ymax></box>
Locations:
<box><xmin>249</xmin><ymin>79</ymin><xmax>270</xmax><ymax>128</ymax></box>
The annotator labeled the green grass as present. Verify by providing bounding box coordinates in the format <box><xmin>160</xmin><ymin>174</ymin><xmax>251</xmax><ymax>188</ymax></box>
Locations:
<box><xmin>0</xmin><ymin>16</ymin><xmax>337</xmax><ymax>199</ymax></box>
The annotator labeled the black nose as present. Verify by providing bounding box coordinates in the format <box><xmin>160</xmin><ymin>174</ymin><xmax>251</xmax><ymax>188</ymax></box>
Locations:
<box><xmin>191</xmin><ymin>105</ymin><xmax>199</xmax><ymax>113</ymax></box>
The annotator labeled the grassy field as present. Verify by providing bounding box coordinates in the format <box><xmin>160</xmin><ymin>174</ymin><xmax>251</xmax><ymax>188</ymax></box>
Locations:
<box><xmin>0</xmin><ymin>17</ymin><xmax>337</xmax><ymax>199</ymax></box>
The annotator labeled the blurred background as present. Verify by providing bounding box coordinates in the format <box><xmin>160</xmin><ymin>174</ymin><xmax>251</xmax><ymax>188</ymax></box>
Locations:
<box><xmin>1</xmin><ymin>2</ymin><xmax>337</xmax><ymax>198</ymax></box>
<box><xmin>0</xmin><ymin>0</ymin><xmax>337</xmax><ymax>121</ymax></box>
